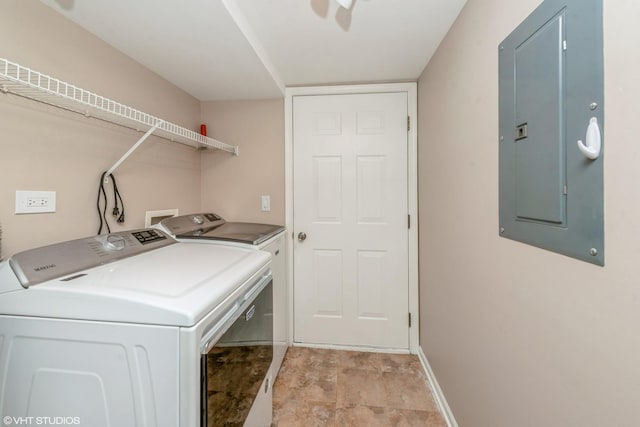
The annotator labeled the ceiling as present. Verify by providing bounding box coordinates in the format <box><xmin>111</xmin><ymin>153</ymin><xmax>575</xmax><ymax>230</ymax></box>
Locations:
<box><xmin>39</xmin><ymin>0</ymin><xmax>467</xmax><ymax>101</ymax></box>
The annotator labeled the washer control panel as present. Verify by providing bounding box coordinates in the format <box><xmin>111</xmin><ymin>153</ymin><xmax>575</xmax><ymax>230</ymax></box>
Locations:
<box><xmin>9</xmin><ymin>229</ymin><xmax>175</xmax><ymax>288</ymax></box>
<box><xmin>132</xmin><ymin>229</ymin><xmax>167</xmax><ymax>245</ymax></box>
<box><xmin>104</xmin><ymin>234</ymin><xmax>126</xmax><ymax>250</ymax></box>
<box><xmin>160</xmin><ymin>212</ymin><xmax>225</xmax><ymax>235</ymax></box>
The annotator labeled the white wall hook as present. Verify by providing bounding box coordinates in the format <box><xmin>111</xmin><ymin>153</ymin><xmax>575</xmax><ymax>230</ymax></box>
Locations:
<box><xmin>577</xmin><ymin>117</ymin><xmax>601</xmax><ymax>160</ymax></box>
<box><xmin>336</xmin><ymin>0</ymin><xmax>353</xmax><ymax>9</ymax></box>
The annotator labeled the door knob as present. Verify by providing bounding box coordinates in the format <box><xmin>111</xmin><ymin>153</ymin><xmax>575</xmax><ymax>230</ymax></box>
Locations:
<box><xmin>298</xmin><ymin>232</ymin><xmax>307</xmax><ymax>242</ymax></box>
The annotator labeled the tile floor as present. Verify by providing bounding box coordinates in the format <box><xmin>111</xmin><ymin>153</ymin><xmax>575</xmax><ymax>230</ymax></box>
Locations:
<box><xmin>272</xmin><ymin>347</ymin><xmax>447</xmax><ymax>427</ymax></box>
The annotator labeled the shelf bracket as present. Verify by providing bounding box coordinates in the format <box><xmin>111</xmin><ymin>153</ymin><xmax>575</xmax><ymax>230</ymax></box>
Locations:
<box><xmin>104</xmin><ymin>120</ymin><xmax>164</xmax><ymax>183</ymax></box>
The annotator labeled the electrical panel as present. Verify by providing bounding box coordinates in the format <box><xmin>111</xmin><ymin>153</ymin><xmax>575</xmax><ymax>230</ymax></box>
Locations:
<box><xmin>499</xmin><ymin>0</ymin><xmax>604</xmax><ymax>265</ymax></box>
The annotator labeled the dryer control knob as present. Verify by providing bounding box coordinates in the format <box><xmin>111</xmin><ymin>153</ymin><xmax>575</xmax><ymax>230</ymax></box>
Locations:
<box><xmin>104</xmin><ymin>234</ymin><xmax>126</xmax><ymax>251</ymax></box>
<box><xmin>192</xmin><ymin>215</ymin><xmax>204</xmax><ymax>225</ymax></box>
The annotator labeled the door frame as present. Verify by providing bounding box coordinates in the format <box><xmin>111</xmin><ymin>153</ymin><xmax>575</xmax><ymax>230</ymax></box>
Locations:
<box><xmin>285</xmin><ymin>83</ymin><xmax>419</xmax><ymax>353</ymax></box>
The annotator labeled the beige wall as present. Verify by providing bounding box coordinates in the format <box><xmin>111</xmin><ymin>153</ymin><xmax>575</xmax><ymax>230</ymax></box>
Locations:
<box><xmin>8</xmin><ymin>1</ymin><xmax>640</xmax><ymax>424</ymax></box>
<box><xmin>418</xmin><ymin>0</ymin><xmax>640</xmax><ymax>426</ymax></box>
<box><xmin>0</xmin><ymin>0</ymin><xmax>203</xmax><ymax>258</ymax></box>
<box><xmin>200</xmin><ymin>99</ymin><xmax>285</xmax><ymax>225</ymax></box>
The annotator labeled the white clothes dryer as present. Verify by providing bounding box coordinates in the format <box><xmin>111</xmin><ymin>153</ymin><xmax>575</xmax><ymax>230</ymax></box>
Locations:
<box><xmin>0</xmin><ymin>229</ymin><xmax>273</xmax><ymax>427</ymax></box>
<box><xmin>156</xmin><ymin>213</ymin><xmax>288</xmax><ymax>375</ymax></box>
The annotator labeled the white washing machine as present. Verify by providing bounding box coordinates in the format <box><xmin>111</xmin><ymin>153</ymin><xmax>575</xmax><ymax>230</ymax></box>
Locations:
<box><xmin>156</xmin><ymin>213</ymin><xmax>288</xmax><ymax>376</ymax></box>
<box><xmin>0</xmin><ymin>229</ymin><xmax>273</xmax><ymax>427</ymax></box>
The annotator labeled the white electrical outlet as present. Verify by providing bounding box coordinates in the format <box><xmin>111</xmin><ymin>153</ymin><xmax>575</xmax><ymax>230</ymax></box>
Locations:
<box><xmin>261</xmin><ymin>195</ymin><xmax>271</xmax><ymax>212</ymax></box>
<box><xmin>15</xmin><ymin>190</ymin><xmax>56</xmax><ymax>214</ymax></box>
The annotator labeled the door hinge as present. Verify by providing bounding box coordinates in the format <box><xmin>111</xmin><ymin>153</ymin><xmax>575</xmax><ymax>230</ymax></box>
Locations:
<box><xmin>563</xmin><ymin>184</ymin><xmax>568</xmax><ymax>195</ymax></box>
<box><xmin>408</xmin><ymin>312</ymin><xmax>412</xmax><ymax>328</ymax></box>
<box><xmin>563</xmin><ymin>40</ymin><xmax>567</xmax><ymax>51</ymax></box>
<box><xmin>408</xmin><ymin>214</ymin><xmax>411</xmax><ymax>229</ymax></box>
<box><xmin>407</xmin><ymin>116</ymin><xmax>411</xmax><ymax>131</ymax></box>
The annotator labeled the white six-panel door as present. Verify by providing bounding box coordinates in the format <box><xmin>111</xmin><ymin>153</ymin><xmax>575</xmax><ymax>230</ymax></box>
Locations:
<box><xmin>292</xmin><ymin>92</ymin><xmax>409</xmax><ymax>349</ymax></box>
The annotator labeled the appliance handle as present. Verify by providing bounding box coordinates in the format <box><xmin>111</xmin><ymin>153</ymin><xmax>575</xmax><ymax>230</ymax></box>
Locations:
<box><xmin>243</xmin><ymin>272</ymin><xmax>272</xmax><ymax>303</ymax></box>
<box><xmin>200</xmin><ymin>272</ymin><xmax>272</xmax><ymax>354</ymax></box>
<box><xmin>200</xmin><ymin>301</ymin><xmax>241</xmax><ymax>354</ymax></box>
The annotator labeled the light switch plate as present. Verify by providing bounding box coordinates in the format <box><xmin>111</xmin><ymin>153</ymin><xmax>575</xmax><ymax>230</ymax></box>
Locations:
<box><xmin>261</xmin><ymin>195</ymin><xmax>271</xmax><ymax>212</ymax></box>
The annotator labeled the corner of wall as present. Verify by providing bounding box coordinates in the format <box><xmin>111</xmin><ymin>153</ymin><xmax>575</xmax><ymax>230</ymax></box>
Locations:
<box><xmin>417</xmin><ymin>346</ymin><xmax>459</xmax><ymax>427</ymax></box>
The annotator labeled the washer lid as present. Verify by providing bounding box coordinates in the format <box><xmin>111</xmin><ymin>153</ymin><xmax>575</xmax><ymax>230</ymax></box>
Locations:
<box><xmin>179</xmin><ymin>222</ymin><xmax>286</xmax><ymax>245</ymax></box>
<box><xmin>0</xmin><ymin>243</ymin><xmax>270</xmax><ymax>327</ymax></box>
<box><xmin>159</xmin><ymin>213</ymin><xmax>285</xmax><ymax>245</ymax></box>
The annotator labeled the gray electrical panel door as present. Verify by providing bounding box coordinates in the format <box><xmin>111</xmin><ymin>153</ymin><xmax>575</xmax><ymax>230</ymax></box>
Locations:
<box><xmin>515</xmin><ymin>14</ymin><xmax>565</xmax><ymax>224</ymax></box>
<box><xmin>499</xmin><ymin>0</ymin><xmax>604</xmax><ymax>265</ymax></box>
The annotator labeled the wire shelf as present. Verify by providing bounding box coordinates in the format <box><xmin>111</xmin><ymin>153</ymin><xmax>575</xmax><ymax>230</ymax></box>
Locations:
<box><xmin>0</xmin><ymin>58</ymin><xmax>239</xmax><ymax>155</ymax></box>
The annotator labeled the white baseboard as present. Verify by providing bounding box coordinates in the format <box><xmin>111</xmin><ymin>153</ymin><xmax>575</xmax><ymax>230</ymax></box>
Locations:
<box><xmin>292</xmin><ymin>341</ymin><xmax>410</xmax><ymax>354</ymax></box>
<box><xmin>417</xmin><ymin>347</ymin><xmax>459</xmax><ymax>427</ymax></box>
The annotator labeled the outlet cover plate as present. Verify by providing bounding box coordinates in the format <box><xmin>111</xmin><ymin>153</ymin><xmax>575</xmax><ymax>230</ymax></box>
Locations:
<box><xmin>145</xmin><ymin>208</ymin><xmax>179</xmax><ymax>227</ymax></box>
<box><xmin>15</xmin><ymin>190</ymin><xmax>56</xmax><ymax>214</ymax></box>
